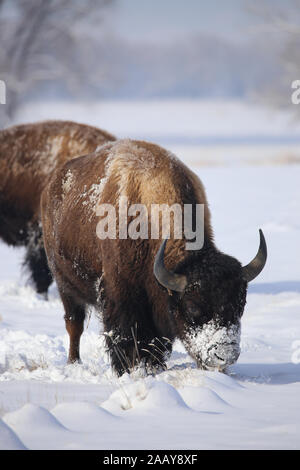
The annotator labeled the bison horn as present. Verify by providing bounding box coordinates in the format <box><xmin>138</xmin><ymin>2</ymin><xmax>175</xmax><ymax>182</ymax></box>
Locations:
<box><xmin>154</xmin><ymin>239</ymin><xmax>187</xmax><ymax>293</ymax></box>
<box><xmin>242</xmin><ymin>229</ymin><xmax>267</xmax><ymax>282</ymax></box>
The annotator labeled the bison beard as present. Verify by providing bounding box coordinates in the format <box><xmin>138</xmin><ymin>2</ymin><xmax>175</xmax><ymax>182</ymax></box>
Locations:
<box><xmin>0</xmin><ymin>120</ymin><xmax>116</xmax><ymax>295</ymax></box>
<box><xmin>41</xmin><ymin>139</ymin><xmax>267</xmax><ymax>376</ymax></box>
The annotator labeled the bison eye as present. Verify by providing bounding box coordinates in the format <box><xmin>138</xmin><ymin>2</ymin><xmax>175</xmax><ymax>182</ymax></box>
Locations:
<box><xmin>185</xmin><ymin>300</ymin><xmax>200</xmax><ymax>317</ymax></box>
<box><xmin>189</xmin><ymin>305</ymin><xmax>198</xmax><ymax>315</ymax></box>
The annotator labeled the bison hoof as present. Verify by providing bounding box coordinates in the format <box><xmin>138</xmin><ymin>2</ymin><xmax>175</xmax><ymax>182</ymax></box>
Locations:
<box><xmin>67</xmin><ymin>357</ymin><xmax>82</xmax><ymax>365</ymax></box>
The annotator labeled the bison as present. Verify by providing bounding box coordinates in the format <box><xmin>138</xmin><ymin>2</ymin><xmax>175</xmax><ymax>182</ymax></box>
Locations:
<box><xmin>0</xmin><ymin>120</ymin><xmax>115</xmax><ymax>295</ymax></box>
<box><xmin>41</xmin><ymin>139</ymin><xmax>267</xmax><ymax>375</ymax></box>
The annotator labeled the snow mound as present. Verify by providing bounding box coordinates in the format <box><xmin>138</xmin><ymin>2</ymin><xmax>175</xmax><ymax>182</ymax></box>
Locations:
<box><xmin>2</xmin><ymin>404</ymin><xmax>81</xmax><ymax>450</ymax></box>
<box><xmin>3</xmin><ymin>403</ymin><xmax>66</xmax><ymax>431</ymax></box>
<box><xmin>103</xmin><ymin>377</ymin><xmax>192</xmax><ymax>414</ymax></box>
<box><xmin>0</xmin><ymin>418</ymin><xmax>27</xmax><ymax>450</ymax></box>
<box><xmin>144</xmin><ymin>381</ymin><xmax>191</xmax><ymax>411</ymax></box>
<box><xmin>52</xmin><ymin>402</ymin><xmax>118</xmax><ymax>432</ymax></box>
<box><xmin>179</xmin><ymin>386</ymin><xmax>230</xmax><ymax>413</ymax></box>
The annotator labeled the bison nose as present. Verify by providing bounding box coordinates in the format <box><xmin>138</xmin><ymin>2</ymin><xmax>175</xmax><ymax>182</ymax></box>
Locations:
<box><xmin>206</xmin><ymin>343</ymin><xmax>240</xmax><ymax>368</ymax></box>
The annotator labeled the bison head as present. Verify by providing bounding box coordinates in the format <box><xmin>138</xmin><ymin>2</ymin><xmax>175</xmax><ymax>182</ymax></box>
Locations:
<box><xmin>154</xmin><ymin>230</ymin><xmax>267</xmax><ymax>371</ymax></box>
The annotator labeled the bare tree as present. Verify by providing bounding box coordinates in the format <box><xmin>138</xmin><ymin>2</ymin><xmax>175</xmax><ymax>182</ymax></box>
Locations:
<box><xmin>248</xmin><ymin>0</ymin><xmax>300</xmax><ymax>114</ymax></box>
<box><xmin>0</xmin><ymin>0</ymin><xmax>115</xmax><ymax>127</ymax></box>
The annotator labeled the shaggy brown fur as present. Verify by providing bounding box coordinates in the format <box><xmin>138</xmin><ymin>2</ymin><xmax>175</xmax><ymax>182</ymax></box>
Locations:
<box><xmin>0</xmin><ymin>120</ymin><xmax>116</xmax><ymax>294</ymax></box>
<box><xmin>41</xmin><ymin>139</ymin><xmax>214</xmax><ymax>373</ymax></box>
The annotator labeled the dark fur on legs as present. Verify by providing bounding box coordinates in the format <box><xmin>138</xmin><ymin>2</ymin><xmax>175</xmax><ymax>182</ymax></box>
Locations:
<box><xmin>60</xmin><ymin>292</ymin><xmax>86</xmax><ymax>363</ymax></box>
<box><xmin>103</xmin><ymin>298</ymin><xmax>173</xmax><ymax>376</ymax></box>
<box><xmin>105</xmin><ymin>331</ymin><xmax>173</xmax><ymax>377</ymax></box>
<box><xmin>23</xmin><ymin>222</ymin><xmax>53</xmax><ymax>296</ymax></box>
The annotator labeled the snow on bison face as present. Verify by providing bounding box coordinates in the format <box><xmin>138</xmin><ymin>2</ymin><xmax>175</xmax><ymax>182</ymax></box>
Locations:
<box><xmin>170</xmin><ymin>260</ymin><xmax>246</xmax><ymax>370</ymax></box>
<box><xmin>154</xmin><ymin>231</ymin><xmax>267</xmax><ymax>370</ymax></box>
<box><xmin>182</xmin><ymin>320</ymin><xmax>242</xmax><ymax>371</ymax></box>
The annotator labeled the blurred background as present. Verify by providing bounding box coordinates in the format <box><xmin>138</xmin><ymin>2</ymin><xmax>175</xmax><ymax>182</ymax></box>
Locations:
<box><xmin>1</xmin><ymin>0</ymin><xmax>300</xmax><ymax>169</ymax></box>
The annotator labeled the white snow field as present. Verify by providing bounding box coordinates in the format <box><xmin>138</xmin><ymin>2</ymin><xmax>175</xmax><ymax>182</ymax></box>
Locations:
<box><xmin>1</xmin><ymin>100</ymin><xmax>300</xmax><ymax>450</ymax></box>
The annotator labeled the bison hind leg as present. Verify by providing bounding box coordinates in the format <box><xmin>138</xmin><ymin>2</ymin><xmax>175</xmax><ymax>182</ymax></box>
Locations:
<box><xmin>23</xmin><ymin>222</ymin><xmax>52</xmax><ymax>296</ymax></box>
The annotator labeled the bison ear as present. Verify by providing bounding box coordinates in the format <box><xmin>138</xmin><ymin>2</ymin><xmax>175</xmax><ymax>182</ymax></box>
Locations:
<box><xmin>242</xmin><ymin>229</ymin><xmax>267</xmax><ymax>282</ymax></box>
<box><xmin>154</xmin><ymin>239</ymin><xmax>187</xmax><ymax>293</ymax></box>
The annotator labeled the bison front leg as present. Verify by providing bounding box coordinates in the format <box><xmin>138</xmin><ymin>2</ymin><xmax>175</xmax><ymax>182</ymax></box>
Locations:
<box><xmin>103</xmin><ymin>303</ymin><xmax>173</xmax><ymax>376</ymax></box>
<box><xmin>60</xmin><ymin>293</ymin><xmax>86</xmax><ymax>364</ymax></box>
<box><xmin>105</xmin><ymin>327</ymin><xmax>172</xmax><ymax>377</ymax></box>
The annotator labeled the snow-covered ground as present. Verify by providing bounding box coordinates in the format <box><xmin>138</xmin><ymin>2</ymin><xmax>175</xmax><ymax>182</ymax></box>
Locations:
<box><xmin>1</xmin><ymin>100</ymin><xmax>300</xmax><ymax>450</ymax></box>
